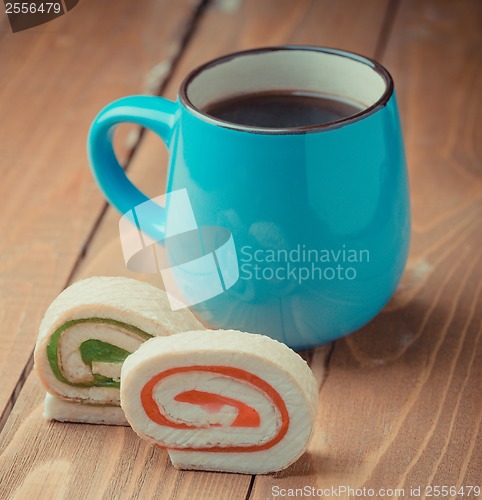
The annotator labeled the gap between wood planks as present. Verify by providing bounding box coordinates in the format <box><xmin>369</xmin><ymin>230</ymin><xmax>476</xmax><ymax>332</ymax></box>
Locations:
<box><xmin>374</xmin><ymin>0</ymin><xmax>401</xmax><ymax>61</ymax></box>
<box><xmin>0</xmin><ymin>0</ymin><xmax>211</xmax><ymax>434</ymax></box>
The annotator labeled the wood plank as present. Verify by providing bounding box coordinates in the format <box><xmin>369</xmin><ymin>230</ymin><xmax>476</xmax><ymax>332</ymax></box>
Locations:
<box><xmin>251</xmin><ymin>0</ymin><xmax>482</xmax><ymax>497</ymax></box>
<box><xmin>0</xmin><ymin>0</ymin><xmax>201</xmax><ymax>422</ymax></box>
<box><xmin>0</xmin><ymin>376</ymin><xmax>249</xmax><ymax>500</ymax></box>
<box><xmin>0</xmin><ymin>0</ymin><xmax>394</xmax><ymax>498</ymax></box>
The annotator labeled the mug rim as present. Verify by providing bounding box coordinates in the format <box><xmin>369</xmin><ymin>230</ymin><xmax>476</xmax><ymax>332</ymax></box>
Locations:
<box><xmin>179</xmin><ymin>45</ymin><xmax>394</xmax><ymax>135</ymax></box>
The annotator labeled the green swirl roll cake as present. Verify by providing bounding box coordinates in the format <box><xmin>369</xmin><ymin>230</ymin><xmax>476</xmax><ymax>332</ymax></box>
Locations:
<box><xmin>34</xmin><ymin>276</ymin><xmax>203</xmax><ymax>425</ymax></box>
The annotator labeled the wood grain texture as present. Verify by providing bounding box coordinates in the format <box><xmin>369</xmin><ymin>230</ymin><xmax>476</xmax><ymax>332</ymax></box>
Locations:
<box><xmin>0</xmin><ymin>1</ymin><xmax>396</xmax><ymax>499</ymax></box>
<box><xmin>0</xmin><ymin>0</ymin><xmax>200</xmax><ymax>423</ymax></box>
<box><xmin>0</xmin><ymin>376</ymin><xmax>249</xmax><ymax>500</ymax></box>
<box><xmin>1</xmin><ymin>0</ymin><xmax>481</xmax><ymax>498</ymax></box>
<box><xmin>251</xmin><ymin>0</ymin><xmax>482</xmax><ymax>497</ymax></box>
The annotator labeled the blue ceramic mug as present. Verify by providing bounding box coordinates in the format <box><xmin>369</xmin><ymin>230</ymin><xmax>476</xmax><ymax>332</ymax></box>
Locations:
<box><xmin>88</xmin><ymin>46</ymin><xmax>410</xmax><ymax>349</ymax></box>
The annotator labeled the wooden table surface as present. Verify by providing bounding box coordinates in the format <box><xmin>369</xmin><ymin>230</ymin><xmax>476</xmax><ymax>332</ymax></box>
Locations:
<box><xmin>0</xmin><ymin>1</ymin><xmax>481</xmax><ymax>498</ymax></box>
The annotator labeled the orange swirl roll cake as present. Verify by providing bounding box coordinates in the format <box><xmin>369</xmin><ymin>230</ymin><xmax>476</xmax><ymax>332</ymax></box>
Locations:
<box><xmin>120</xmin><ymin>330</ymin><xmax>319</xmax><ymax>474</ymax></box>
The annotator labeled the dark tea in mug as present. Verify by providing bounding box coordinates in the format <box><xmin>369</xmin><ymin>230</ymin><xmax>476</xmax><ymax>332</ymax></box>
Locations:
<box><xmin>202</xmin><ymin>90</ymin><xmax>364</xmax><ymax>128</ymax></box>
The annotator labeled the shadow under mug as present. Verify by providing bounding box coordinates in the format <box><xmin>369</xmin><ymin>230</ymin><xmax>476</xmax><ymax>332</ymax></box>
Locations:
<box><xmin>88</xmin><ymin>46</ymin><xmax>410</xmax><ymax>349</ymax></box>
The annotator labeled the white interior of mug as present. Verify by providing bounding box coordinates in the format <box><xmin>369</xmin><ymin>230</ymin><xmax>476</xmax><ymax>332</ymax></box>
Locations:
<box><xmin>185</xmin><ymin>48</ymin><xmax>389</xmax><ymax>114</ymax></box>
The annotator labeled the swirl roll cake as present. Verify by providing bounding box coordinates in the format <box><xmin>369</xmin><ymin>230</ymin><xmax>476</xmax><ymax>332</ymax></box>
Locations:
<box><xmin>34</xmin><ymin>276</ymin><xmax>203</xmax><ymax>425</ymax></box>
<box><xmin>121</xmin><ymin>330</ymin><xmax>318</xmax><ymax>474</ymax></box>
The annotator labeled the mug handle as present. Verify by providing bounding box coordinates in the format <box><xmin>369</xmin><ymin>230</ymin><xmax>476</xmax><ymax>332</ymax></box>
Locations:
<box><xmin>87</xmin><ymin>95</ymin><xmax>178</xmax><ymax>241</ymax></box>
